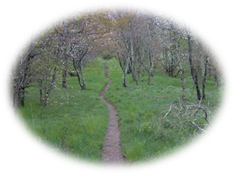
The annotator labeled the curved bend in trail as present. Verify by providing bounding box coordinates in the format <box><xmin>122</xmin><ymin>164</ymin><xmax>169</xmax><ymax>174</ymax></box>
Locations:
<box><xmin>100</xmin><ymin>62</ymin><xmax>125</xmax><ymax>164</ymax></box>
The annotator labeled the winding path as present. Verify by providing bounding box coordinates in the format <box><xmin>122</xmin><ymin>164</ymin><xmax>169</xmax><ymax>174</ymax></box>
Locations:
<box><xmin>100</xmin><ymin>62</ymin><xmax>125</xmax><ymax>164</ymax></box>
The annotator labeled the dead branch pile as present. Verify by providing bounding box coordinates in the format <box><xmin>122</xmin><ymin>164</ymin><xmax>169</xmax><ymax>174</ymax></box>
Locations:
<box><xmin>159</xmin><ymin>101</ymin><xmax>212</xmax><ymax>132</ymax></box>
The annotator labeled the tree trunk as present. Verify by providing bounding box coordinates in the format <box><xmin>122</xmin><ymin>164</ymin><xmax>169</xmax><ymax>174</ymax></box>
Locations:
<box><xmin>80</xmin><ymin>66</ymin><xmax>86</xmax><ymax>90</ymax></box>
<box><xmin>72</xmin><ymin>58</ymin><xmax>86</xmax><ymax>90</ymax></box>
<box><xmin>182</xmin><ymin>18</ymin><xmax>201</xmax><ymax>100</ymax></box>
<box><xmin>141</xmin><ymin>69</ymin><xmax>144</xmax><ymax>82</ymax></box>
<box><xmin>19</xmin><ymin>88</ymin><xmax>25</xmax><ymax>107</ymax></box>
<box><xmin>187</xmin><ymin>34</ymin><xmax>201</xmax><ymax>100</ymax></box>
<box><xmin>135</xmin><ymin>78</ymin><xmax>138</xmax><ymax>85</ymax></box>
<box><xmin>129</xmin><ymin>38</ymin><xmax>138</xmax><ymax>85</ymax></box>
<box><xmin>202</xmin><ymin>56</ymin><xmax>208</xmax><ymax>100</ymax></box>
<box><xmin>62</xmin><ymin>57</ymin><xmax>68</xmax><ymax>89</ymax></box>
<box><xmin>147</xmin><ymin>72</ymin><xmax>151</xmax><ymax>85</ymax></box>
<box><xmin>122</xmin><ymin>74</ymin><xmax>127</xmax><ymax>87</ymax></box>
<box><xmin>180</xmin><ymin>69</ymin><xmax>186</xmax><ymax>101</ymax></box>
<box><xmin>43</xmin><ymin>67</ymin><xmax>57</xmax><ymax>106</ymax></box>
<box><xmin>75</xmin><ymin>70</ymin><xmax>83</xmax><ymax>89</ymax></box>
<box><xmin>19</xmin><ymin>56</ymin><xmax>31</xmax><ymax>107</ymax></box>
<box><xmin>74</xmin><ymin>69</ymin><xmax>86</xmax><ymax>90</ymax></box>
<box><xmin>39</xmin><ymin>80</ymin><xmax>43</xmax><ymax>105</ymax></box>
<box><xmin>194</xmin><ymin>74</ymin><xmax>201</xmax><ymax>100</ymax></box>
<box><xmin>129</xmin><ymin>64</ymin><xmax>138</xmax><ymax>85</ymax></box>
<box><xmin>122</xmin><ymin>57</ymin><xmax>130</xmax><ymax>87</ymax></box>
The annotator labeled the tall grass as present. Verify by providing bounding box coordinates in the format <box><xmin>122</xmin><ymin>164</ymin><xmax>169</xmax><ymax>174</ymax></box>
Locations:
<box><xmin>105</xmin><ymin>59</ymin><xmax>223</xmax><ymax>162</ymax></box>
<box><xmin>19</xmin><ymin>58</ymin><xmax>109</xmax><ymax>162</ymax></box>
<box><xmin>19</xmin><ymin>57</ymin><xmax>223</xmax><ymax>163</ymax></box>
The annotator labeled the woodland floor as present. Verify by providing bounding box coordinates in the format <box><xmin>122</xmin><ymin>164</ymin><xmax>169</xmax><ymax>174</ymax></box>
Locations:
<box><xmin>100</xmin><ymin>62</ymin><xmax>125</xmax><ymax>164</ymax></box>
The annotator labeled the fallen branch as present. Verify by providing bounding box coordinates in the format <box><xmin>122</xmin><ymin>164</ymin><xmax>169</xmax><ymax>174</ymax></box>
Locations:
<box><xmin>160</xmin><ymin>102</ymin><xmax>211</xmax><ymax>132</ymax></box>
<box><xmin>190</xmin><ymin>121</ymin><xmax>207</xmax><ymax>132</ymax></box>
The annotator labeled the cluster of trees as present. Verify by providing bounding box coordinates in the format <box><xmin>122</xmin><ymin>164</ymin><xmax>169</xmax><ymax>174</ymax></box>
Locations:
<box><xmin>12</xmin><ymin>10</ymin><xmax>221</xmax><ymax>109</ymax></box>
<box><xmin>2</xmin><ymin>6</ymin><xmax>109</xmax><ymax>123</ymax></box>
<box><xmin>102</xmin><ymin>11</ymin><xmax>220</xmax><ymax>101</ymax></box>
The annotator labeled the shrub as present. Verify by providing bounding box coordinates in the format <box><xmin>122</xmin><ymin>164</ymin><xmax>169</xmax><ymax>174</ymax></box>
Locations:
<box><xmin>101</xmin><ymin>51</ymin><xmax>113</xmax><ymax>60</ymax></box>
<box><xmin>68</xmin><ymin>71</ymin><xmax>77</xmax><ymax>77</ymax></box>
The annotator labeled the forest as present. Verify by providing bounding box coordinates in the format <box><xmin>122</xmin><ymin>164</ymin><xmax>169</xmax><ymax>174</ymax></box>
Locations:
<box><xmin>12</xmin><ymin>10</ymin><xmax>223</xmax><ymax>163</ymax></box>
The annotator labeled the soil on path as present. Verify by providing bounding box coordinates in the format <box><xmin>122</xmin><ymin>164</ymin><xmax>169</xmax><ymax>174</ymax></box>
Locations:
<box><xmin>100</xmin><ymin>62</ymin><xmax>125</xmax><ymax>164</ymax></box>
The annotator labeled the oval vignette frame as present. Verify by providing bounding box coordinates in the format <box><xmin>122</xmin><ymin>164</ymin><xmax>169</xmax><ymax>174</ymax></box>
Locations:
<box><xmin>1</xmin><ymin>1</ymin><xmax>233</xmax><ymax>174</ymax></box>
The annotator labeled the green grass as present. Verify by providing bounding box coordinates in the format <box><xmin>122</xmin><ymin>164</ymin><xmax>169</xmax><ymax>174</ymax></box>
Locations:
<box><xmin>19</xmin><ymin>57</ymin><xmax>223</xmax><ymax>163</ymax></box>
<box><xmin>104</xmin><ymin>59</ymin><xmax>223</xmax><ymax>162</ymax></box>
<box><xmin>19</xmin><ymin>58</ymin><xmax>109</xmax><ymax>162</ymax></box>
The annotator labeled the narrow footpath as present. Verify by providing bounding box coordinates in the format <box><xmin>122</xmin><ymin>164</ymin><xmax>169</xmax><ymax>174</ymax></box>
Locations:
<box><xmin>100</xmin><ymin>62</ymin><xmax>125</xmax><ymax>164</ymax></box>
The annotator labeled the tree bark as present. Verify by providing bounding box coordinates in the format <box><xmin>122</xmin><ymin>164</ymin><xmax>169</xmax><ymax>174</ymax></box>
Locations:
<box><xmin>180</xmin><ymin>69</ymin><xmax>186</xmax><ymax>101</ymax></box>
<box><xmin>72</xmin><ymin>58</ymin><xmax>86</xmax><ymax>90</ymax></box>
<box><xmin>62</xmin><ymin>57</ymin><xmax>68</xmax><ymax>89</ymax></box>
<box><xmin>122</xmin><ymin>73</ymin><xmax>127</xmax><ymax>87</ymax></box>
<box><xmin>43</xmin><ymin>67</ymin><xmax>57</xmax><ymax>106</ymax></box>
<box><xmin>202</xmin><ymin>56</ymin><xmax>208</xmax><ymax>100</ymax></box>
<box><xmin>19</xmin><ymin>87</ymin><xmax>25</xmax><ymax>107</ymax></box>
<box><xmin>187</xmin><ymin>34</ymin><xmax>201</xmax><ymax>100</ymax></box>
<box><xmin>122</xmin><ymin>56</ymin><xmax>130</xmax><ymax>87</ymax></box>
<box><xmin>18</xmin><ymin>30</ymin><xmax>35</xmax><ymax>106</ymax></box>
<box><xmin>147</xmin><ymin>72</ymin><xmax>151</xmax><ymax>85</ymax></box>
<box><xmin>80</xmin><ymin>66</ymin><xmax>86</xmax><ymax>90</ymax></box>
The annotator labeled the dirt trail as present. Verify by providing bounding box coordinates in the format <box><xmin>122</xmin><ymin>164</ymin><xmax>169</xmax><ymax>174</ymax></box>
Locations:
<box><xmin>100</xmin><ymin>62</ymin><xmax>125</xmax><ymax>164</ymax></box>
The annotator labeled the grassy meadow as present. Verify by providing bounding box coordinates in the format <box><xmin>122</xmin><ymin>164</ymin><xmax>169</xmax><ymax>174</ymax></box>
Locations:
<box><xmin>104</xmin><ymin>59</ymin><xmax>222</xmax><ymax>162</ymax></box>
<box><xmin>19</xmin><ymin>58</ymin><xmax>109</xmax><ymax>162</ymax></box>
<box><xmin>19</xmin><ymin>57</ymin><xmax>222</xmax><ymax>162</ymax></box>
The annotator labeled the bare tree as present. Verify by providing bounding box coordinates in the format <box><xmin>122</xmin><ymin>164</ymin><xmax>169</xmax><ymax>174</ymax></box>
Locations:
<box><xmin>3</xmin><ymin>31</ymin><xmax>40</xmax><ymax>124</ymax></box>
<box><xmin>187</xmin><ymin>33</ymin><xmax>202</xmax><ymax>101</ymax></box>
